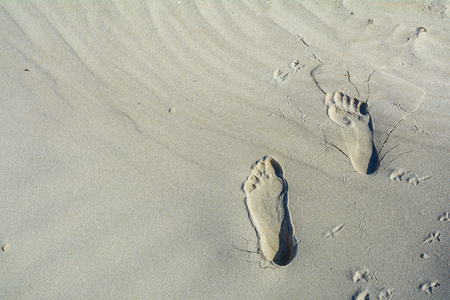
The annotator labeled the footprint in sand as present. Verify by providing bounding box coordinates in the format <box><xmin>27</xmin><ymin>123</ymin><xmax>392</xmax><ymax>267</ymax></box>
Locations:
<box><xmin>379</xmin><ymin>288</ymin><xmax>394</xmax><ymax>299</ymax></box>
<box><xmin>352</xmin><ymin>289</ymin><xmax>369</xmax><ymax>300</ymax></box>
<box><xmin>325</xmin><ymin>92</ymin><xmax>379</xmax><ymax>175</ymax></box>
<box><xmin>243</xmin><ymin>157</ymin><xmax>297</xmax><ymax>266</ymax></box>
<box><xmin>420</xmin><ymin>281</ymin><xmax>440</xmax><ymax>295</ymax></box>
<box><xmin>353</xmin><ymin>268</ymin><xmax>372</xmax><ymax>283</ymax></box>
<box><xmin>273</xmin><ymin>69</ymin><xmax>289</xmax><ymax>83</ymax></box>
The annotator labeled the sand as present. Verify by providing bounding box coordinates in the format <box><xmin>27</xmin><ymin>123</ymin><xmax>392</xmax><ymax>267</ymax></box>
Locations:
<box><xmin>1</xmin><ymin>1</ymin><xmax>449</xmax><ymax>299</ymax></box>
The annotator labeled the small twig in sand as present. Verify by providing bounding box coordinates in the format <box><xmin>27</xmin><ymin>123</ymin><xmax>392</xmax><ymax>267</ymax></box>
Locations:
<box><xmin>345</xmin><ymin>70</ymin><xmax>360</xmax><ymax>99</ymax></box>
<box><xmin>310</xmin><ymin>64</ymin><xmax>326</xmax><ymax>95</ymax></box>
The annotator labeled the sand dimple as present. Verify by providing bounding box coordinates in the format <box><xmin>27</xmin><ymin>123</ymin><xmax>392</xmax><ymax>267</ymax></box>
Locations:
<box><xmin>243</xmin><ymin>157</ymin><xmax>296</xmax><ymax>266</ymax></box>
<box><xmin>325</xmin><ymin>92</ymin><xmax>379</xmax><ymax>175</ymax></box>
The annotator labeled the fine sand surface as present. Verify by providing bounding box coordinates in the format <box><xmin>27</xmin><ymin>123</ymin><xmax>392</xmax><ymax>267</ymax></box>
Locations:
<box><xmin>1</xmin><ymin>1</ymin><xmax>449</xmax><ymax>299</ymax></box>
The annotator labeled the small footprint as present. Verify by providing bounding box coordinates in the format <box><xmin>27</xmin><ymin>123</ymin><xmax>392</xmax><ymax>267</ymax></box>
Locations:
<box><xmin>439</xmin><ymin>212</ymin><xmax>449</xmax><ymax>222</ymax></box>
<box><xmin>407</xmin><ymin>175</ymin><xmax>432</xmax><ymax>186</ymax></box>
<box><xmin>352</xmin><ymin>289</ymin><xmax>369</xmax><ymax>300</ymax></box>
<box><xmin>296</xmin><ymin>35</ymin><xmax>309</xmax><ymax>47</ymax></box>
<box><xmin>420</xmin><ymin>281</ymin><xmax>440</xmax><ymax>295</ymax></box>
<box><xmin>389</xmin><ymin>169</ymin><xmax>431</xmax><ymax>186</ymax></box>
<box><xmin>392</xmin><ymin>102</ymin><xmax>407</xmax><ymax>112</ymax></box>
<box><xmin>273</xmin><ymin>69</ymin><xmax>289</xmax><ymax>83</ymax></box>
<box><xmin>353</xmin><ymin>268</ymin><xmax>372</xmax><ymax>283</ymax></box>
<box><xmin>378</xmin><ymin>288</ymin><xmax>394</xmax><ymax>299</ymax></box>
<box><xmin>389</xmin><ymin>168</ymin><xmax>406</xmax><ymax>181</ymax></box>
<box><xmin>273</xmin><ymin>60</ymin><xmax>303</xmax><ymax>83</ymax></box>
<box><xmin>324</xmin><ymin>223</ymin><xmax>345</xmax><ymax>239</ymax></box>
<box><xmin>423</xmin><ymin>231</ymin><xmax>440</xmax><ymax>245</ymax></box>
<box><xmin>290</xmin><ymin>59</ymin><xmax>304</xmax><ymax>72</ymax></box>
<box><xmin>412</xmin><ymin>124</ymin><xmax>429</xmax><ymax>135</ymax></box>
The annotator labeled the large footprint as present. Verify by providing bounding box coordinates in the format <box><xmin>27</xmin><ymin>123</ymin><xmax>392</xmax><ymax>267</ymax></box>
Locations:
<box><xmin>243</xmin><ymin>157</ymin><xmax>297</xmax><ymax>266</ymax></box>
<box><xmin>326</xmin><ymin>92</ymin><xmax>379</xmax><ymax>175</ymax></box>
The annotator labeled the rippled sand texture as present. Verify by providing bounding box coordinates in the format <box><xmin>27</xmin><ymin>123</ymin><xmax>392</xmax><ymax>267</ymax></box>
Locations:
<box><xmin>1</xmin><ymin>1</ymin><xmax>449</xmax><ymax>299</ymax></box>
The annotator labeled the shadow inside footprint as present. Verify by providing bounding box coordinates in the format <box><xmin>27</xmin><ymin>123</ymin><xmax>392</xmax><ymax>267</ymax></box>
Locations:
<box><xmin>366</xmin><ymin>144</ymin><xmax>379</xmax><ymax>175</ymax></box>
<box><xmin>272</xmin><ymin>192</ymin><xmax>298</xmax><ymax>266</ymax></box>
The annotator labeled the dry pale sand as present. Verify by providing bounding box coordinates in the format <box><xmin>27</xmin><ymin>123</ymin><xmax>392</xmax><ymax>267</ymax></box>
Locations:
<box><xmin>1</xmin><ymin>1</ymin><xmax>449</xmax><ymax>299</ymax></box>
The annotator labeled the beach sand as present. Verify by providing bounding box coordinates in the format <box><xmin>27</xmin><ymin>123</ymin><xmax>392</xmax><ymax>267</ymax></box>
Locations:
<box><xmin>1</xmin><ymin>1</ymin><xmax>449</xmax><ymax>298</ymax></box>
